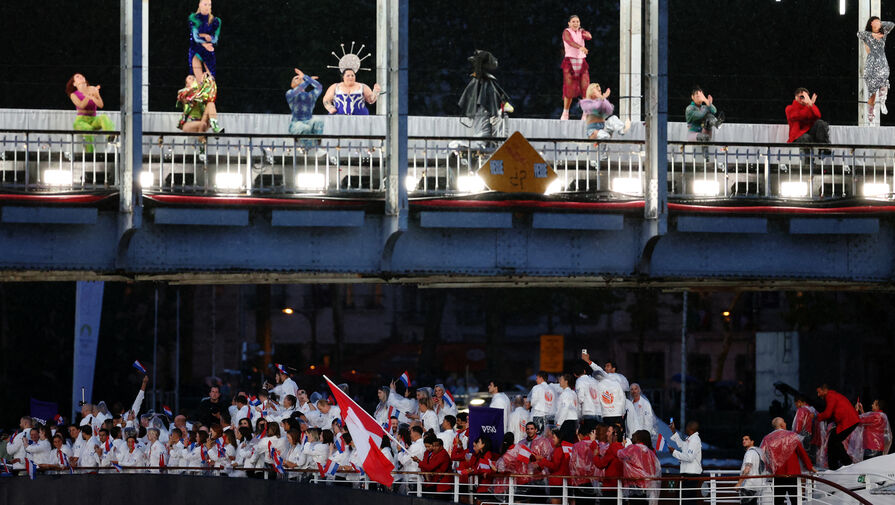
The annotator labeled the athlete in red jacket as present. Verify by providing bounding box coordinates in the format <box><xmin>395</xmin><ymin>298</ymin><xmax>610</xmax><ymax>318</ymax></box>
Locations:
<box><xmin>816</xmin><ymin>384</ymin><xmax>859</xmax><ymax>470</ymax></box>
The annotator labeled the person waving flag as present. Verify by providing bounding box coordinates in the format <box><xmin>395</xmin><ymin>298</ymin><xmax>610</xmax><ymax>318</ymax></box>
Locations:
<box><xmin>324</xmin><ymin>375</ymin><xmax>396</xmax><ymax>487</ymax></box>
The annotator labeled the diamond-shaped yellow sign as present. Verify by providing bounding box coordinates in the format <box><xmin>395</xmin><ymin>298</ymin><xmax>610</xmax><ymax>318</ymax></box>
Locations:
<box><xmin>477</xmin><ymin>131</ymin><xmax>558</xmax><ymax>194</ymax></box>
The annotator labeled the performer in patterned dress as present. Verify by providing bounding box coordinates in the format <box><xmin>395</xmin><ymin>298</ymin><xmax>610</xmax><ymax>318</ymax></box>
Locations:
<box><xmin>858</xmin><ymin>16</ymin><xmax>894</xmax><ymax>123</ymax></box>
<box><xmin>176</xmin><ymin>73</ymin><xmax>223</xmax><ymax>134</ymax></box>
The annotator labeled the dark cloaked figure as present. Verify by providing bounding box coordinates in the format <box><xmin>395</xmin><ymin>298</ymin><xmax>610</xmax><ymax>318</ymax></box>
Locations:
<box><xmin>458</xmin><ymin>50</ymin><xmax>512</xmax><ymax>140</ymax></box>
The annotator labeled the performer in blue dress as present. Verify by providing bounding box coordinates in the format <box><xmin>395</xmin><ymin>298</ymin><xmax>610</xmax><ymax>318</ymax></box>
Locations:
<box><xmin>188</xmin><ymin>0</ymin><xmax>221</xmax><ymax>80</ymax></box>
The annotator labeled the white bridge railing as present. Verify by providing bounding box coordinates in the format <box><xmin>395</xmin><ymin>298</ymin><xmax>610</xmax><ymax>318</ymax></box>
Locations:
<box><xmin>12</xmin><ymin>465</ymin><xmax>879</xmax><ymax>505</ymax></box>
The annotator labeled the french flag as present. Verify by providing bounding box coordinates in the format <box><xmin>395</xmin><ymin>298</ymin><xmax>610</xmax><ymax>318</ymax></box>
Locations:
<box><xmin>399</xmin><ymin>371</ymin><xmax>412</xmax><ymax>388</ymax></box>
<box><xmin>443</xmin><ymin>389</ymin><xmax>455</xmax><ymax>408</ymax></box>
<box><xmin>132</xmin><ymin>360</ymin><xmax>148</xmax><ymax>374</ymax></box>
<box><xmin>656</xmin><ymin>434</ymin><xmax>667</xmax><ymax>452</ymax></box>
<box><xmin>25</xmin><ymin>459</ymin><xmax>36</xmax><ymax>480</ymax></box>
<box><xmin>163</xmin><ymin>406</ymin><xmax>174</xmax><ymax>418</ymax></box>
<box><xmin>112</xmin><ymin>462</ymin><xmax>123</xmax><ymax>473</ymax></box>
<box><xmin>249</xmin><ymin>395</ymin><xmax>261</xmax><ymax>407</ymax></box>
<box><xmin>1</xmin><ymin>459</ymin><xmax>10</xmax><ymax>475</ymax></box>
<box><xmin>334</xmin><ymin>436</ymin><xmax>344</xmax><ymax>453</ymax></box>
<box><xmin>516</xmin><ymin>444</ymin><xmax>533</xmax><ymax>464</ymax></box>
<box><xmin>324</xmin><ymin>375</ymin><xmax>396</xmax><ymax>487</ymax></box>
<box><xmin>53</xmin><ymin>414</ymin><xmax>64</xmax><ymax>425</ymax></box>
<box><xmin>275</xmin><ymin>363</ymin><xmax>288</xmax><ymax>375</ymax></box>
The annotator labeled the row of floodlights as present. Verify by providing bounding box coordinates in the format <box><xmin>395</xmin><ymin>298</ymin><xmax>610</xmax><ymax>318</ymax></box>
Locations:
<box><xmin>40</xmin><ymin>169</ymin><xmax>894</xmax><ymax>197</ymax></box>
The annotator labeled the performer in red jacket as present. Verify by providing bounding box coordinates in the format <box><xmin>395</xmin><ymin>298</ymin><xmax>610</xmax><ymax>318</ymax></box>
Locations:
<box><xmin>785</xmin><ymin>88</ymin><xmax>830</xmax><ymax>145</ymax></box>
<box><xmin>816</xmin><ymin>384</ymin><xmax>860</xmax><ymax>470</ymax></box>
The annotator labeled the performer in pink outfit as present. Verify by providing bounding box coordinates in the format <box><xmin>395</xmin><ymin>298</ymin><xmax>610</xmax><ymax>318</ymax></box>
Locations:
<box><xmin>561</xmin><ymin>15</ymin><xmax>592</xmax><ymax>120</ymax></box>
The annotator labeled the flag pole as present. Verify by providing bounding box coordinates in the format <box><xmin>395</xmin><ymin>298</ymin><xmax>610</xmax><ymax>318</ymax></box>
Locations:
<box><xmin>322</xmin><ymin>375</ymin><xmax>408</xmax><ymax>452</ymax></box>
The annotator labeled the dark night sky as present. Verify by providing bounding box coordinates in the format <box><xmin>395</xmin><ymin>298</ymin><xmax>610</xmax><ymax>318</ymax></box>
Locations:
<box><xmin>0</xmin><ymin>1</ymin><xmax>893</xmax><ymax>122</ymax></box>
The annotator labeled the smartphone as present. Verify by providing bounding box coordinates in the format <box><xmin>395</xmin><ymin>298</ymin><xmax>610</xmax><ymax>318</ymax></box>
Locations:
<box><xmin>582</xmin><ymin>348</ymin><xmax>588</xmax><ymax>355</ymax></box>
<box><xmin>670</xmin><ymin>417</ymin><xmax>674</xmax><ymax>425</ymax></box>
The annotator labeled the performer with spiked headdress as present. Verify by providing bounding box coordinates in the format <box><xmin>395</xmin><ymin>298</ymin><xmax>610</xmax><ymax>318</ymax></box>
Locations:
<box><xmin>321</xmin><ymin>42</ymin><xmax>382</xmax><ymax>115</ymax></box>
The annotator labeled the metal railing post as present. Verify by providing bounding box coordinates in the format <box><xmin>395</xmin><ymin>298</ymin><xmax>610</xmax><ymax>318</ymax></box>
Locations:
<box><xmin>416</xmin><ymin>475</ymin><xmax>422</xmax><ymax>497</ymax></box>
<box><xmin>508</xmin><ymin>475</ymin><xmax>515</xmax><ymax>504</ymax></box>
<box><xmin>709</xmin><ymin>473</ymin><xmax>717</xmax><ymax>505</ymax></box>
<box><xmin>764</xmin><ymin>147</ymin><xmax>771</xmax><ymax>197</ymax></box>
<box><xmin>561</xmin><ymin>477</ymin><xmax>568</xmax><ymax>505</ymax></box>
<box><xmin>453</xmin><ymin>474</ymin><xmax>460</xmax><ymax>503</ymax></box>
<box><xmin>796</xmin><ymin>476</ymin><xmax>803</xmax><ymax>505</ymax></box>
<box><xmin>616</xmin><ymin>479</ymin><xmax>623</xmax><ymax>505</ymax></box>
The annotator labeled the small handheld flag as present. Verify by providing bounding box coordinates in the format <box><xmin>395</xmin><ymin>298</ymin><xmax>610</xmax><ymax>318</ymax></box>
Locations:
<box><xmin>275</xmin><ymin>363</ymin><xmax>288</xmax><ymax>375</ymax></box>
<box><xmin>443</xmin><ymin>389</ymin><xmax>455</xmax><ymax>408</ymax></box>
<box><xmin>53</xmin><ymin>414</ymin><xmax>64</xmax><ymax>425</ymax></box>
<box><xmin>516</xmin><ymin>444</ymin><xmax>533</xmax><ymax>463</ymax></box>
<box><xmin>162</xmin><ymin>406</ymin><xmax>174</xmax><ymax>418</ymax></box>
<box><xmin>112</xmin><ymin>462</ymin><xmax>123</xmax><ymax>473</ymax></box>
<box><xmin>399</xmin><ymin>371</ymin><xmax>412</xmax><ymax>388</ymax></box>
<box><xmin>26</xmin><ymin>459</ymin><xmax>36</xmax><ymax>480</ymax></box>
<box><xmin>249</xmin><ymin>395</ymin><xmax>261</xmax><ymax>407</ymax></box>
<box><xmin>132</xmin><ymin>360</ymin><xmax>148</xmax><ymax>374</ymax></box>
<box><xmin>656</xmin><ymin>434</ymin><xmax>667</xmax><ymax>452</ymax></box>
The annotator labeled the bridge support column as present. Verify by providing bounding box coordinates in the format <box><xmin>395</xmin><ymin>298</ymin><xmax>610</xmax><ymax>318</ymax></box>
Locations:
<box><xmin>619</xmin><ymin>0</ymin><xmax>642</xmax><ymax>122</ymax></box>
<box><xmin>858</xmin><ymin>0</ymin><xmax>882</xmax><ymax>126</ymax></box>
<box><xmin>382</xmin><ymin>0</ymin><xmax>409</xmax><ymax>269</ymax></box>
<box><xmin>639</xmin><ymin>0</ymin><xmax>668</xmax><ymax>271</ymax></box>
<box><xmin>119</xmin><ymin>0</ymin><xmax>142</xmax><ymax>264</ymax></box>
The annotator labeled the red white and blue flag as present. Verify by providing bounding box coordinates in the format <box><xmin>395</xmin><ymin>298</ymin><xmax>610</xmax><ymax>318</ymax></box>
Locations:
<box><xmin>318</xmin><ymin>460</ymin><xmax>339</xmax><ymax>477</ymax></box>
<box><xmin>399</xmin><ymin>371</ymin><xmax>412</xmax><ymax>388</ymax></box>
<box><xmin>275</xmin><ymin>363</ymin><xmax>288</xmax><ymax>375</ymax></box>
<box><xmin>112</xmin><ymin>462</ymin><xmax>123</xmax><ymax>473</ymax></box>
<box><xmin>249</xmin><ymin>395</ymin><xmax>261</xmax><ymax>407</ymax></box>
<box><xmin>2</xmin><ymin>458</ymin><xmax>11</xmax><ymax>474</ymax></box>
<box><xmin>443</xmin><ymin>389</ymin><xmax>456</xmax><ymax>408</ymax></box>
<box><xmin>132</xmin><ymin>360</ymin><xmax>148</xmax><ymax>374</ymax></box>
<box><xmin>60</xmin><ymin>453</ymin><xmax>73</xmax><ymax>474</ymax></box>
<box><xmin>25</xmin><ymin>458</ymin><xmax>36</xmax><ymax>480</ymax></box>
<box><xmin>53</xmin><ymin>414</ymin><xmax>64</xmax><ymax>425</ymax></box>
<box><xmin>269</xmin><ymin>443</ymin><xmax>285</xmax><ymax>475</ymax></box>
<box><xmin>656</xmin><ymin>434</ymin><xmax>667</xmax><ymax>452</ymax></box>
<box><xmin>163</xmin><ymin>406</ymin><xmax>174</xmax><ymax>418</ymax></box>
<box><xmin>334</xmin><ymin>437</ymin><xmax>343</xmax><ymax>453</ymax></box>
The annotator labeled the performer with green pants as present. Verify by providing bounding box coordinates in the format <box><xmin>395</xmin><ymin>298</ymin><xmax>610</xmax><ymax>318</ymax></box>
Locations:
<box><xmin>66</xmin><ymin>73</ymin><xmax>114</xmax><ymax>153</ymax></box>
